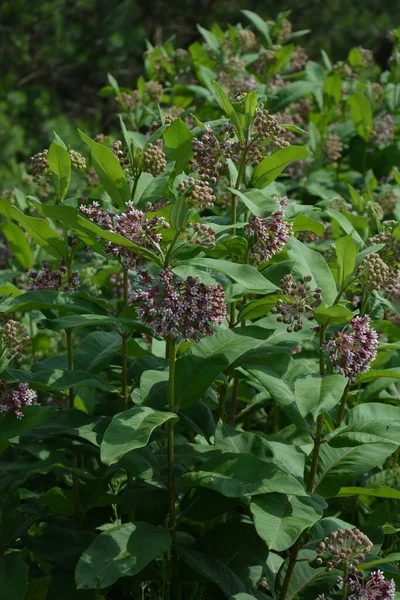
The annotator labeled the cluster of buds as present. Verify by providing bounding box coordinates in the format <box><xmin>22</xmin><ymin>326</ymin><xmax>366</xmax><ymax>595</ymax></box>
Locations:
<box><xmin>27</xmin><ymin>261</ymin><xmax>79</xmax><ymax>292</ymax></box>
<box><xmin>357</xmin><ymin>253</ymin><xmax>399</xmax><ymax>292</ymax></box>
<box><xmin>377</xmin><ymin>189</ymin><xmax>398</xmax><ymax>216</ymax></box>
<box><xmin>218</xmin><ymin>71</ymin><xmax>257</xmax><ymax>95</ymax></box>
<box><xmin>290</xmin><ymin>47</ymin><xmax>308</xmax><ymax>72</ymax></box>
<box><xmin>245</xmin><ymin>206</ymin><xmax>293</xmax><ymax>264</ymax></box>
<box><xmin>371</xmin><ymin>113</ymin><xmax>395</xmax><ymax>145</ymax></box>
<box><xmin>141</xmin><ymin>143</ymin><xmax>167</xmax><ymax>177</ymax></box>
<box><xmin>145</xmin><ymin>81</ymin><xmax>163</xmax><ymax>103</ymax></box>
<box><xmin>177</xmin><ymin>178</ymin><xmax>216</xmax><ymax>209</ymax></box>
<box><xmin>111</xmin><ymin>140</ymin><xmax>130</xmax><ymax>169</ymax></box>
<box><xmin>236</xmin><ymin>29</ymin><xmax>259</xmax><ymax>52</ymax></box>
<box><xmin>79</xmin><ymin>201</ymin><xmax>168</xmax><ymax>268</ymax></box>
<box><xmin>86</xmin><ymin>168</ymin><xmax>100</xmax><ymax>188</ymax></box>
<box><xmin>385</xmin><ymin>308</ymin><xmax>400</xmax><ymax>328</ymax></box>
<box><xmin>324</xmin><ymin>134</ymin><xmax>343</xmax><ymax>163</ymax></box>
<box><xmin>184</xmin><ymin>222</ymin><xmax>216</xmax><ymax>248</ymax></box>
<box><xmin>121</xmin><ymin>90</ymin><xmax>139</xmax><ymax>110</ymax></box>
<box><xmin>275</xmin><ymin>110</ymin><xmax>303</xmax><ymax>143</ymax></box>
<box><xmin>1</xmin><ymin>318</ymin><xmax>31</xmax><ymax>360</ymax></box>
<box><xmin>342</xmin><ymin>570</ymin><xmax>395</xmax><ymax>600</ymax></box>
<box><xmin>0</xmin><ymin>382</ymin><xmax>37</xmax><ymax>418</ymax></box>
<box><xmin>268</xmin><ymin>18</ymin><xmax>292</xmax><ymax>42</ymax></box>
<box><xmin>69</xmin><ymin>150</ymin><xmax>86</xmax><ymax>171</ymax></box>
<box><xmin>367</xmin><ymin>228</ymin><xmax>400</xmax><ymax>269</ymax></box>
<box><xmin>333</xmin><ymin>61</ymin><xmax>354</xmax><ymax>79</ymax></box>
<box><xmin>253</xmin><ymin>109</ymin><xmax>290</xmax><ymax>150</ymax></box>
<box><xmin>271</xmin><ymin>274</ymin><xmax>322</xmax><ymax>332</ymax></box>
<box><xmin>323</xmin><ymin>316</ymin><xmax>379</xmax><ymax>381</ymax></box>
<box><xmin>128</xmin><ymin>269</ymin><xmax>226</xmax><ymax>341</ymax></box>
<box><xmin>359</xmin><ymin>47</ymin><xmax>375</xmax><ymax>67</ymax></box>
<box><xmin>315</xmin><ymin>528</ymin><xmax>372</xmax><ymax>572</ymax></box>
<box><xmin>29</xmin><ymin>149</ymin><xmax>50</xmax><ymax>184</ymax></box>
<box><xmin>253</xmin><ymin>49</ymin><xmax>277</xmax><ymax>74</ymax></box>
<box><xmin>191</xmin><ymin>124</ymin><xmax>235</xmax><ymax>183</ymax></box>
<box><xmin>371</xmin><ymin>82</ymin><xmax>384</xmax><ymax>105</ymax></box>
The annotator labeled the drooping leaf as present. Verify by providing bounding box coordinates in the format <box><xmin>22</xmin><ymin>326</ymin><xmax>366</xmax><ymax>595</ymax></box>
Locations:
<box><xmin>294</xmin><ymin>374</ymin><xmax>348</xmax><ymax>419</ymax></box>
<box><xmin>252</xmin><ymin>146</ymin><xmax>309</xmax><ymax>189</ymax></box>
<box><xmin>8</xmin><ymin>205</ymin><xmax>67</xmax><ymax>260</ymax></box>
<box><xmin>184</xmin><ymin>257</ymin><xmax>276</xmax><ymax>293</ymax></box>
<box><xmin>75</xmin><ymin>522</ymin><xmax>171</xmax><ymax>589</ymax></box>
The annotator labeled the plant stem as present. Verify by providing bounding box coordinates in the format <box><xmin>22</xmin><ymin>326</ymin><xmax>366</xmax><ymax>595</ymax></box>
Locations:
<box><xmin>336</xmin><ymin>381</ymin><xmax>350</xmax><ymax>428</ymax></box>
<box><xmin>279</xmin><ymin>534</ymin><xmax>304</xmax><ymax>600</ymax></box>
<box><xmin>65</xmin><ymin>328</ymin><xmax>74</xmax><ymax>409</ymax></box>
<box><xmin>122</xmin><ymin>267</ymin><xmax>129</xmax><ymax>411</ymax></box>
<box><xmin>217</xmin><ymin>382</ymin><xmax>227</xmax><ymax>421</ymax></box>
<box><xmin>319</xmin><ymin>326</ymin><xmax>326</xmax><ymax>376</ymax></box>
<box><xmin>166</xmin><ymin>336</ymin><xmax>180</xmax><ymax>599</ymax></box>
<box><xmin>307</xmin><ymin>413</ymin><xmax>324</xmax><ymax>493</ymax></box>
<box><xmin>229</xmin><ymin>377</ymin><xmax>240</xmax><ymax>427</ymax></box>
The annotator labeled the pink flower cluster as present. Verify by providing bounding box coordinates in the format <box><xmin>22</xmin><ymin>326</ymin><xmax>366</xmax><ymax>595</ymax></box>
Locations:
<box><xmin>79</xmin><ymin>201</ymin><xmax>168</xmax><ymax>268</ymax></box>
<box><xmin>344</xmin><ymin>570</ymin><xmax>395</xmax><ymax>600</ymax></box>
<box><xmin>0</xmin><ymin>382</ymin><xmax>37</xmax><ymax>418</ymax></box>
<box><xmin>27</xmin><ymin>261</ymin><xmax>79</xmax><ymax>292</ymax></box>
<box><xmin>246</xmin><ymin>207</ymin><xmax>293</xmax><ymax>264</ymax></box>
<box><xmin>128</xmin><ymin>270</ymin><xmax>226</xmax><ymax>341</ymax></box>
<box><xmin>323</xmin><ymin>316</ymin><xmax>379</xmax><ymax>381</ymax></box>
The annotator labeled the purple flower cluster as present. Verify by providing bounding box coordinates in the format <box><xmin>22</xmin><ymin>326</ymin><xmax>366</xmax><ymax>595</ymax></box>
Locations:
<box><xmin>128</xmin><ymin>270</ymin><xmax>226</xmax><ymax>341</ymax></box>
<box><xmin>316</xmin><ymin>528</ymin><xmax>372</xmax><ymax>572</ymax></box>
<box><xmin>323</xmin><ymin>316</ymin><xmax>379</xmax><ymax>381</ymax></box>
<box><xmin>245</xmin><ymin>206</ymin><xmax>293</xmax><ymax>263</ymax></box>
<box><xmin>79</xmin><ymin>201</ymin><xmax>168</xmax><ymax>268</ymax></box>
<box><xmin>0</xmin><ymin>382</ymin><xmax>37</xmax><ymax>418</ymax></box>
<box><xmin>191</xmin><ymin>124</ymin><xmax>235</xmax><ymax>183</ymax></box>
<box><xmin>344</xmin><ymin>570</ymin><xmax>395</xmax><ymax>600</ymax></box>
<box><xmin>271</xmin><ymin>274</ymin><xmax>322</xmax><ymax>332</ymax></box>
<box><xmin>27</xmin><ymin>261</ymin><xmax>79</xmax><ymax>292</ymax></box>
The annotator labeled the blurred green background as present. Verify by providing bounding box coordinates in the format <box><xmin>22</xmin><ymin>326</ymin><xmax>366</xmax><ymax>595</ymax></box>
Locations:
<box><xmin>1</xmin><ymin>0</ymin><xmax>399</xmax><ymax>187</ymax></box>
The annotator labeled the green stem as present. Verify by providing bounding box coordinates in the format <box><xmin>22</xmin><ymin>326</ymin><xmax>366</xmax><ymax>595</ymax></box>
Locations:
<box><xmin>336</xmin><ymin>381</ymin><xmax>351</xmax><ymax>428</ymax></box>
<box><xmin>217</xmin><ymin>382</ymin><xmax>228</xmax><ymax>422</ymax></box>
<box><xmin>319</xmin><ymin>326</ymin><xmax>326</xmax><ymax>376</ymax></box>
<box><xmin>307</xmin><ymin>414</ymin><xmax>324</xmax><ymax>493</ymax></box>
<box><xmin>164</xmin><ymin>229</ymin><xmax>182</xmax><ymax>268</ymax></box>
<box><xmin>166</xmin><ymin>336</ymin><xmax>180</xmax><ymax>599</ymax></box>
<box><xmin>229</xmin><ymin>377</ymin><xmax>240</xmax><ymax>427</ymax></box>
<box><xmin>122</xmin><ymin>268</ymin><xmax>129</xmax><ymax>411</ymax></box>
<box><xmin>279</xmin><ymin>534</ymin><xmax>305</xmax><ymax>600</ymax></box>
<box><xmin>65</xmin><ymin>328</ymin><xmax>74</xmax><ymax>409</ymax></box>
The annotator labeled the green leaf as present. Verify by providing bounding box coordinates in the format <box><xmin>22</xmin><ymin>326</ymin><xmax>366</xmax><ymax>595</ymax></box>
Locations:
<box><xmin>184</xmin><ymin>258</ymin><xmax>277</xmax><ymax>293</ymax></box>
<box><xmin>0</xmin><ymin>554</ymin><xmax>28</xmax><ymax>600</ymax></box>
<box><xmin>287</xmin><ymin>237</ymin><xmax>337</xmax><ymax>305</ymax></box>
<box><xmin>0</xmin><ymin>291</ymin><xmax>107</xmax><ymax>315</ymax></box>
<box><xmin>214</xmin><ymin>421</ymin><xmax>273</xmax><ymax>460</ymax></box>
<box><xmin>314</xmin><ymin>304</ymin><xmax>353</xmax><ymax>327</ymax></box>
<box><xmin>251</xmin><ymin>493</ymin><xmax>327</xmax><ymax>551</ymax></box>
<box><xmin>210</xmin><ymin>80</ymin><xmax>245</xmax><ymax>144</ymax></box>
<box><xmin>39</xmin><ymin>314</ymin><xmax>148</xmax><ymax>332</ymax></box>
<box><xmin>228</xmin><ymin>187</ymin><xmax>278</xmax><ymax>217</ymax></box>
<box><xmin>270</xmin><ymin>81</ymin><xmax>317</xmax><ymax>112</ymax></box>
<box><xmin>3</xmin><ymin>368</ymin><xmax>115</xmax><ymax>393</ymax></box>
<box><xmin>48</xmin><ymin>139</ymin><xmax>71</xmax><ymax>201</ymax></box>
<box><xmin>314</xmin><ymin>443</ymin><xmax>396</xmax><ymax>497</ymax></box>
<box><xmin>252</xmin><ymin>146</ymin><xmax>309</xmax><ymax>189</ymax></box>
<box><xmin>2</xmin><ymin>222</ymin><xmax>33</xmax><ymax>269</ymax></box>
<box><xmin>276</xmin><ymin>555</ymin><xmax>338</xmax><ymax>600</ymax></box>
<box><xmin>74</xmin><ymin>331</ymin><xmax>121</xmax><ymax>373</ymax></box>
<box><xmin>337</xmin><ymin>486</ymin><xmax>400</xmax><ymax>499</ymax></box>
<box><xmin>294</xmin><ymin>374</ymin><xmax>348</xmax><ymax>419</ymax></box>
<box><xmin>179</xmin><ymin>452</ymin><xmax>307</xmax><ymax>498</ymax></box>
<box><xmin>39</xmin><ymin>487</ymin><xmax>74</xmax><ymax>517</ymax></box>
<box><xmin>237</xmin><ymin>296</ymin><xmax>280</xmax><ymax>322</ymax></box>
<box><xmin>329</xmin><ymin>421</ymin><xmax>400</xmax><ymax>447</ymax></box>
<box><xmin>358</xmin><ymin>553</ymin><xmax>400</xmax><ymax>570</ymax></box>
<box><xmin>8</xmin><ymin>205</ymin><xmax>67</xmax><ymax>260</ymax></box>
<box><xmin>291</xmin><ymin>214</ymin><xmax>325</xmax><ymax>236</ymax></box>
<box><xmin>347</xmin><ymin>92</ymin><xmax>372</xmax><ymax>141</ymax></box>
<box><xmin>75</xmin><ymin>522</ymin><xmax>171</xmax><ymax>589</ymax></box>
<box><xmin>336</xmin><ymin>234</ymin><xmax>357</xmax><ymax>286</ymax></box>
<box><xmin>0</xmin><ymin>406</ymin><xmax>56</xmax><ymax>441</ymax></box>
<box><xmin>163</xmin><ymin>118</ymin><xmax>193</xmax><ymax>174</ymax></box>
<box><xmin>241</xmin><ymin>10</ymin><xmax>272</xmax><ymax>45</ymax></box>
<box><xmin>100</xmin><ymin>407</ymin><xmax>178</xmax><ymax>465</ymax></box>
<box><xmin>78</xmin><ymin>130</ymin><xmax>130</xmax><ymax>206</ymax></box>
<box><xmin>178</xmin><ymin>546</ymin><xmax>250</xmax><ymax>597</ymax></box>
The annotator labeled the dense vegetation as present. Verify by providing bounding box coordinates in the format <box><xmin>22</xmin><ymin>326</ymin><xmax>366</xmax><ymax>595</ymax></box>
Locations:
<box><xmin>2</xmin><ymin>8</ymin><xmax>400</xmax><ymax>600</ymax></box>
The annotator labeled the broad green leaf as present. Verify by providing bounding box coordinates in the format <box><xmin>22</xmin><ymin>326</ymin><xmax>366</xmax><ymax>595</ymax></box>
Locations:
<box><xmin>0</xmin><ymin>406</ymin><xmax>56</xmax><ymax>441</ymax></box>
<box><xmin>48</xmin><ymin>139</ymin><xmax>71</xmax><ymax>201</ymax></box>
<box><xmin>3</xmin><ymin>368</ymin><xmax>115</xmax><ymax>393</ymax></box>
<box><xmin>163</xmin><ymin>118</ymin><xmax>193</xmax><ymax>174</ymax></box>
<box><xmin>241</xmin><ymin>10</ymin><xmax>272</xmax><ymax>45</ymax></box>
<box><xmin>25</xmin><ymin>577</ymin><xmax>51</xmax><ymax>600</ymax></box>
<box><xmin>228</xmin><ymin>187</ymin><xmax>277</xmax><ymax>217</ymax></box>
<box><xmin>326</xmin><ymin>208</ymin><xmax>363</xmax><ymax>244</ymax></box>
<box><xmin>294</xmin><ymin>374</ymin><xmax>348</xmax><ymax>419</ymax></box>
<box><xmin>0</xmin><ymin>554</ymin><xmax>28</xmax><ymax>600</ymax></box>
<box><xmin>39</xmin><ymin>487</ymin><xmax>74</xmax><ymax>516</ymax></box>
<box><xmin>214</xmin><ymin>421</ymin><xmax>273</xmax><ymax>460</ymax></box>
<box><xmin>270</xmin><ymin>81</ymin><xmax>317</xmax><ymax>112</ymax></box>
<box><xmin>251</xmin><ymin>493</ymin><xmax>327</xmax><ymax>551</ymax></box>
<box><xmin>0</xmin><ymin>291</ymin><xmax>107</xmax><ymax>315</ymax></box>
<box><xmin>8</xmin><ymin>205</ymin><xmax>67</xmax><ymax>260</ymax></box>
<box><xmin>2</xmin><ymin>222</ymin><xmax>33</xmax><ymax>269</ymax></box>
<box><xmin>179</xmin><ymin>452</ymin><xmax>307</xmax><ymax>498</ymax></box>
<box><xmin>178</xmin><ymin>546</ymin><xmax>250</xmax><ymax>597</ymax></box>
<box><xmin>78</xmin><ymin>130</ymin><xmax>130</xmax><ymax>206</ymax></box>
<box><xmin>337</xmin><ymin>486</ymin><xmax>400</xmax><ymax>499</ymax></box>
<box><xmin>276</xmin><ymin>553</ymin><xmax>338</xmax><ymax>600</ymax></box>
<box><xmin>101</xmin><ymin>406</ymin><xmax>178</xmax><ymax>465</ymax></box>
<box><xmin>336</xmin><ymin>234</ymin><xmax>357</xmax><ymax>286</ymax></box>
<box><xmin>26</xmin><ymin>526</ymin><xmax>95</xmax><ymax>570</ymax></box>
<box><xmin>39</xmin><ymin>314</ymin><xmax>148</xmax><ymax>332</ymax></box>
<box><xmin>314</xmin><ymin>304</ymin><xmax>353</xmax><ymax>327</ymax></box>
<box><xmin>184</xmin><ymin>257</ymin><xmax>276</xmax><ymax>293</ymax></box>
<box><xmin>291</xmin><ymin>214</ymin><xmax>325</xmax><ymax>235</ymax></box>
<box><xmin>329</xmin><ymin>421</ymin><xmax>400</xmax><ymax>447</ymax></box>
<box><xmin>356</xmin><ymin>368</ymin><xmax>400</xmax><ymax>384</ymax></box>
<box><xmin>196</xmin><ymin>24</ymin><xmax>221</xmax><ymax>53</ymax></box>
<box><xmin>75</xmin><ymin>522</ymin><xmax>171</xmax><ymax>589</ymax></box>
<box><xmin>347</xmin><ymin>92</ymin><xmax>372</xmax><ymax>141</ymax></box>
<box><xmin>237</xmin><ymin>296</ymin><xmax>280</xmax><ymax>322</ymax></box>
<box><xmin>314</xmin><ymin>443</ymin><xmax>396</xmax><ymax>497</ymax></box>
<box><xmin>345</xmin><ymin>403</ymin><xmax>400</xmax><ymax>425</ymax></box>
<box><xmin>74</xmin><ymin>331</ymin><xmax>121</xmax><ymax>373</ymax></box>
<box><xmin>287</xmin><ymin>237</ymin><xmax>337</xmax><ymax>305</ymax></box>
<box><xmin>252</xmin><ymin>146</ymin><xmax>309</xmax><ymax>189</ymax></box>
<box><xmin>210</xmin><ymin>80</ymin><xmax>245</xmax><ymax>144</ymax></box>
